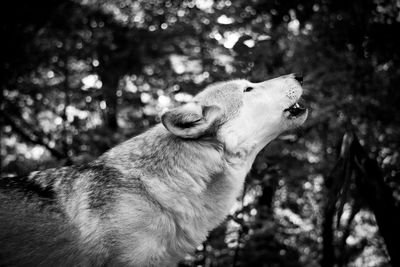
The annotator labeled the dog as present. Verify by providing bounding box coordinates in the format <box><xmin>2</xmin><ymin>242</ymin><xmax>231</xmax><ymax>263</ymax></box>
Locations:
<box><xmin>0</xmin><ymin>74</ymin><xmax>307</xmax><ymax>266</ymax></box>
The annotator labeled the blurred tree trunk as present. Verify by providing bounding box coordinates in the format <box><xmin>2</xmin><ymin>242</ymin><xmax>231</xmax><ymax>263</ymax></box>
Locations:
<box><xmin>350</xmin><ymin>135</ymin><xmax>400</xmax><ymax>267</ymax></box>
<box><xmin>321</xmin><ymin>122</ymin><xmax>336</xmax><ymax>267</ymax></box>
<box><xmin>101</xmin><ymin>73</ymin><xmax>119</xmax><ymax>130</ymax></box>
<box><xmin>321</xmin><ymin>202</ymin><xmax>335</xmax><ymax>267</ymax></box>
<box><xmin>327</xmin><ymin>133</ymin><xmax>400</xmax><ymax>267</ymax></box>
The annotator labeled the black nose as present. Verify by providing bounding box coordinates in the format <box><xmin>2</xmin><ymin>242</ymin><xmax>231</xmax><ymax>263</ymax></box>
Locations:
<box><xmin>293</xmin><ymin>73</ymin><xmax>303</xmax><ymax>84</ymax></box>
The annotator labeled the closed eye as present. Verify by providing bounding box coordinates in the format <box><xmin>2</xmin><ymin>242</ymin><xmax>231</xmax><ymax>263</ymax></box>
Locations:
<box><xmin>244</xmin><ymin>86</ymin><xmax>254</xmax><ymax>92</ymax></box>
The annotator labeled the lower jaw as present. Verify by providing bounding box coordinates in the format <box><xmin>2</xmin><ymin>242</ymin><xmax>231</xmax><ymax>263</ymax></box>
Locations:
<box><xmin>285</xmin><ymin>109</ymin><xmax>308</xmax><ymax>124</ymax></box>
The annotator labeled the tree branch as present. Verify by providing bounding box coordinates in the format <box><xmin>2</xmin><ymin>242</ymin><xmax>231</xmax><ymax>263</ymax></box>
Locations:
<box><xmin>2</xmin><ymin>112</ymin><xmax>66</xmax><ymax>160</ymax></box>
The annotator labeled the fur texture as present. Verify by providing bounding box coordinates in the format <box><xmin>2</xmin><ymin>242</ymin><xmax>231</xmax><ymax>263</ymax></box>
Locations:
<box><xmin>0</xmin><ymin>74</ymin><xmax>307</xmax><ymax>266</ymax></box>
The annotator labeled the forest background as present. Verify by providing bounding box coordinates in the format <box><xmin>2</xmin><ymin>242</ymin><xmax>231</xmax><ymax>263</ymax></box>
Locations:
<box><xmin>1</xmin><ymin>0</ymin><xmax>400</xmax><ymax>266</ymax></box>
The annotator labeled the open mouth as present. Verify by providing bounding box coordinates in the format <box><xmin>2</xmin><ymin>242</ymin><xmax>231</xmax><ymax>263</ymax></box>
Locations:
<box><xmin>284</xmin><ymin>101</ymin><xmax>307</xmax><ymax>118</ymax></box>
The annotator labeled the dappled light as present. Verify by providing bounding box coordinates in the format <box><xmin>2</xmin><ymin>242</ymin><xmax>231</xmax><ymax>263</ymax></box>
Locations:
<box><xmin>1</xmin><ymin>0</ymin><xmax>400</xmax><ymax>266</ymax></box>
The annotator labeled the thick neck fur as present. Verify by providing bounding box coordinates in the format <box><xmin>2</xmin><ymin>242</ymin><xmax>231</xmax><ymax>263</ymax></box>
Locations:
<box><xmin>104</xmin><ymin>124</ymin><xmax>251</xmax><ymax>244</ymax></box>
<box><xmin>106</xmin><ymin>125</ymin><xmax>226</xmax><ymax>191</ymax></box>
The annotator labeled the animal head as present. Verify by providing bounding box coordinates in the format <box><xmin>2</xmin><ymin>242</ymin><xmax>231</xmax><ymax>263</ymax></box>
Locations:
<box><xmin>161</xmin><ymin>74</ymin><xmax>308</xmax><ymax>157</ymax></box>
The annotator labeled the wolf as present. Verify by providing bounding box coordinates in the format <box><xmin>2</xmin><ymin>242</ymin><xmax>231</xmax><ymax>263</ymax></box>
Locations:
<box><xmin>0</xmin><ymin>74</ymin><xmax>307</xmax><ymax>266</ymax></box>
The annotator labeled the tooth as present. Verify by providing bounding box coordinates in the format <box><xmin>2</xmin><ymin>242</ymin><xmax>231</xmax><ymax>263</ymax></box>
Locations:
<box><xmin>294</xmin><ymin>103</ymin><xmax>300</xmax><ymax>108</ymax></box>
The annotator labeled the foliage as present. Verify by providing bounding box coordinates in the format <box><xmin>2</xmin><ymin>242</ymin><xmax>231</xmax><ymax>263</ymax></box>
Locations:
<box><xmin>1</xmin><ymin>0</ymin><xmax>400</xmax><ymax>266</ymax></box>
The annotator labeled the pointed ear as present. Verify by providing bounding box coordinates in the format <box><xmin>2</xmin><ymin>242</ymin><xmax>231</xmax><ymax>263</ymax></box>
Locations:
<box><xmin>161</xmin><ymin>102</ymin><xmax>222</xmax><ymax>138</ymax></box>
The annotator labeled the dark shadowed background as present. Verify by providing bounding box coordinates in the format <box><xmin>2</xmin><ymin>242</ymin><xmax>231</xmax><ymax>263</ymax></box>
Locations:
<box><xmin>1</xmin><ymin>0</ymin><xmax>400</xmax><ymax>266</ymax></box>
